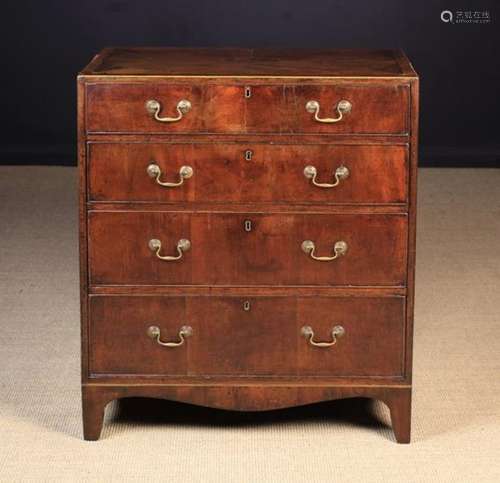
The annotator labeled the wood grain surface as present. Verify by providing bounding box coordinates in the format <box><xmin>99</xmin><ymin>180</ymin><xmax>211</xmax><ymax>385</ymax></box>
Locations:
<box><xmin>88</xmin><ymin>143</ymin><xmax>408</xmax><ymax>204</ymax></box>
<box><xmin>79</xmin><ymin>48</ymin><xmax>418</xmax><ymax>442</ymax></box>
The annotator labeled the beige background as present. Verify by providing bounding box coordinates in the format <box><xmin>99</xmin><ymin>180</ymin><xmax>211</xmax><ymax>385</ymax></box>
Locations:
<box><xmin>0</xmin><ymin>167</ymin><xmax>499</xmax><ymax>482</ymax></box>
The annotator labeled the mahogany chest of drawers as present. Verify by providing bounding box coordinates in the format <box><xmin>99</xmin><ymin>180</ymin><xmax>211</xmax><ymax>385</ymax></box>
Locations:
<box><xmin>78</xmin><ymin>48</ymin><xmax>418</xmax><ymax>442</ymax></box>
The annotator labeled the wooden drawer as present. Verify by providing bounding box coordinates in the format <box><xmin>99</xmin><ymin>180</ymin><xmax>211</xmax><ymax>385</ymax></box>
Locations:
<box><xmin>88</xmin><ymin>143</ymin><xmax>408</xmax><ymax>204</ymax></box>
<box><xmin>89</xmin><ymin>295</ymin><xmax>405</xmax><ymax>377</ymax></box>
<box><xmin>293</xmin><ymin>84</ymin><xmax>409</xmax><ymax>134</ymax></box>
<box><xmin>86</xmin><ymin>83</ymin><xmax>288</xmax><ymax>134</ymax></box>
<box><xmin>88</xmin><ymin>212</ymin><xmax>407</xmax><ymax>286</ymax></box>
<box><xmin>85</xmin><ymin>83</ymin><xmax>408</xmax><ymax>134</ymax></box>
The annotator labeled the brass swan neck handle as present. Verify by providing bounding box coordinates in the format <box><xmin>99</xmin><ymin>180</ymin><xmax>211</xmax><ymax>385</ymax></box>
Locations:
<box><xmin>305</xmin><ymin>99</ymin><xmax>352</xmax><ymax>123</ymax></box>
<box><xmin>148</xmin><ymin>238</ymin><xmax>191</xmax><ymax>261</ymax></box>
<box><xmin>145</xmin><ymin>99</ymin><xmax>191</xmax><ymax>123</ymax></box>
<box><xmin>304</xmin><ymin>165</ymin><xmax>349</xmax><ymax>188</ymax></box>
<box><xmin>147</xmin><ymin>325</ymin><xmax>193</xmax><ymax>347</ymax></box>
<box><xmin>301</xmin><ymin>325</ymin><xmax>345</xmax><ymax>347</ymax></box>
<box><xmin>147</xmin><ymin>163</ymin><xmax>193</xmax><ymax>187</ymax></box>
<box><xmin>301</xmin><ymin>240</ymin><xmax>348</xmax><ymax>261</ymax></box>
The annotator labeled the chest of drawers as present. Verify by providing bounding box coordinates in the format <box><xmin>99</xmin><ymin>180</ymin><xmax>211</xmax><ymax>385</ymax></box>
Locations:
<box><xmin>78</xmin><ymin>48</ymin><xmax>418</xmax><ymax>443</ymax></box>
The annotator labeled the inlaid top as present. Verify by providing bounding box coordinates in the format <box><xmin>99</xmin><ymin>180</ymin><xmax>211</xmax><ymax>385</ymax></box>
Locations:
<box><xmin>80</xmin><ymin>48</ymin><xmax>417</xmax><ymax>78</ymax></box>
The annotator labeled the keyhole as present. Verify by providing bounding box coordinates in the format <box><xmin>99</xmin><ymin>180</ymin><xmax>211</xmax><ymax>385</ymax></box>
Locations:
<box><xmin>244</xmin><ymin>86</ymin><xmax>252</xmax><ymax>98</ymax></box>
<box><xmin>244</xmin><ymin>220</ymin><xmax>252</xmax><ymax>232</ymax></box>
<box><xmin>245</xmin><ymin>150</ymin><xmax>253</xmax><ymax>161</ymax></box>
<box><xmin>243</xmin><ymin>301</ymin><xmax>251</xmax><ymax>311</ymax></box>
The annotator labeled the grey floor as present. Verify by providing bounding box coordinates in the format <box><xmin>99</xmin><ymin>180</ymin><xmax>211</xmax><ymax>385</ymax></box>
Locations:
<box><xmin>0</xmin><ymin>166</ymin><xmax>499</xmax><ymax>482</ymax></box>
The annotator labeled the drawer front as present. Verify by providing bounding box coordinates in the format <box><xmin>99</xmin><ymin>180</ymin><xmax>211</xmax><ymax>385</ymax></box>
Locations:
<box><xmin>86</xmin><ymin>83</ymin><xmax>288</xmax><ymax>134</ymax></box>
<box><xmin>88</xmin><ymin>212</ymin><xmax>407</xmax><ymax>286</ymax></box>
<box><xmin>88</xmin><ymin>143</ymin><xmax>408</xmax><ymax>204</ymax></box>
<box><xmin>293</xmin><ymin>84</ymin><xmax>409</xmax><ymax>134</ymax></box>
<box><xmin>85</xmin><ymin>83</ymin><xmax>408</xmax><ymax>134</ymax></box>
<box><xmin>89</xmin><ymin>295</ymin><xmax>405</xmax><ymax>377</ymax></box>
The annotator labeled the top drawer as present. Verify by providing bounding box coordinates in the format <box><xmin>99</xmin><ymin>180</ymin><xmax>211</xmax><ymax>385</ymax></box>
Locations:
<box><xmin>85</xmin><ymin>83</ymin><xmax>409</xmax><ymax>135</ymax></box>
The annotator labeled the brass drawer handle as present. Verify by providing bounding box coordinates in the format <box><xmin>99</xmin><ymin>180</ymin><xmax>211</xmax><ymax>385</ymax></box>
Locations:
<box><xmin>148</xmin><ymin>238</ymin><xmax>191</xmax><ymax>261</ymax></box>
<box><xmin>147</xmin><ymin>325</ymin><xmax>192</xmax><ymax>347</ymax></box>
<box><xmin>301</xmin><ymin>325</ymin><xmax>345</xmax><ymax>347</ymax></box>
<box><xmin>147</xmin><ymin>163</ymin><xmax>193</xmax><ymax>187</ymax></box>
<box><xmin>304</xmin><ymin>165</ymin><xmax>349</xmax><ymax>188</ymax></box>
<box><xmin>145</xmin><ymin>99</ymin><xmax>191</xmax><ymax>123</ymax></box>
<box><xmin>305</xmin><ymin>99</ymin><xmax>352</xmax><ymax>123</ymax></box>
<box><xmin>301</xmin><ymin>240</ymin><xmax>348</xmax><ymax>261</ymax></box>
